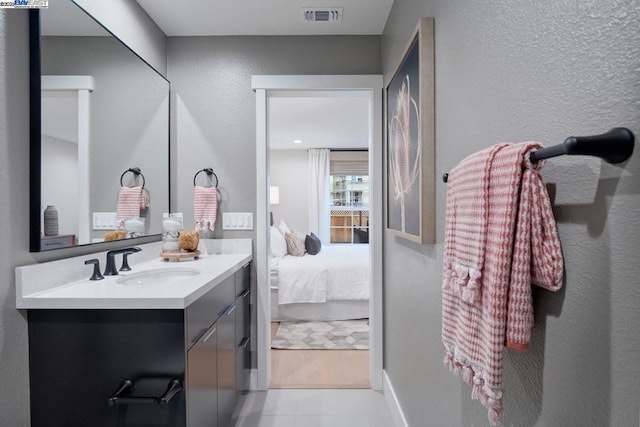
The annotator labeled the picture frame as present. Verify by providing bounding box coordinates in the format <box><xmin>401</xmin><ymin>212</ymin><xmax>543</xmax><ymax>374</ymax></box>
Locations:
<box><xmin>385</xmin><ymin>17</ymin><xmax>435</xmax><ymax>244</ymax></box>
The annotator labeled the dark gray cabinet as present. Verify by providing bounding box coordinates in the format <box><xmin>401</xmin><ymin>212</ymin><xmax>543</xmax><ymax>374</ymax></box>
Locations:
<box><xmin>187</xmin><ymin>323</ymin><xmax>218</xmax><ymax>427</ymax></box>
<box><xmin>28</xmin><ymin>309</ymin><xmax>188</xmax><ymax>427</ymax></box>
<box><xmin>185</xmin><ymin>261</ymin><xmax>251</xmax><ymax>427</ymax></box>
<box><xmin>28</xmin><ymin>261</ymin><xmax>251</xmax><ymax>427</ymax></box>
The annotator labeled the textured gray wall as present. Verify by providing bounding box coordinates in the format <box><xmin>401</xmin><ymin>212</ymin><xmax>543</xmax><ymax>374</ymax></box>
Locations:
<box><xmin>167</xmin><ymin>36</ymin><xmax>381</xmax><ymax>233</ymax></box>
<box><xmin>382</xmin><ymin>1</ymin><xmax>640</xmax><ymax>426</ymax></box>
<box><xmin>0</xmin><ymin>8</ymin><xmax>167</xmax><ymax>426</ymax></box>
<box><xmin>269</xmin><ymin>149</ymin><xmax>309</xmax><ymax>233</ymax></box>
<box><xmin>167</xmin><ymin>34</ymin><xmax>381</xmax><ymax>365</ymax></box>
<box><xmin>0</xmin><ymin>11</ymin><xmax>34</xmax><ymax>427</ymax></box>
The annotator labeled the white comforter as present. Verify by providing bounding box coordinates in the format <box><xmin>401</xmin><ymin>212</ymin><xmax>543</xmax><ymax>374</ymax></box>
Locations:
<box><xmin>274</xmin><ymin>244</ymin><xmax>369</xmax><ymax>304</ymax></box>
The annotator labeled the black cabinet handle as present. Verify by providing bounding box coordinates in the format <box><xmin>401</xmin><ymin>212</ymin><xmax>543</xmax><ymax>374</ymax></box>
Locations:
<box><xmin>157</xmin><ymin>379</ymin><xmax>183</xmax><ymax>406</ymax></box>
<box><xmin>240</xmin><ymin>289</ymin><xmax>250</xmax><ymax>298</ymax></box>
<box><xmin>108</xmin><ymin>379</ymin><xmax>135</xmax><ymax>406</ymax></box>
<box><xmin>107</xmin><ymin>378</ymin><xmax>183</xmax><ymax>407</ymax></box>
<box><xmin>239</xmin><ymin>337</ymin><xmax>250</xmax><ymax>349</ymax></box>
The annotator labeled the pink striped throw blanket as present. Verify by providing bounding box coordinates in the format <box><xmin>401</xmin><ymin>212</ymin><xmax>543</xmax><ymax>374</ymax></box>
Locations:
<box><xmin>442</xmin><ymin>142</ymin><xmax>563</xmax><ymax>425</ymax></box>
<box><xmin>116</xmin><ymin>186</ymin><xmax>145</xmax><ymax>229</ymax></box>
<box><xmin>194</xmin><ymin>185</ymin><xmax>218</xmax><ymax>232</ymax></box>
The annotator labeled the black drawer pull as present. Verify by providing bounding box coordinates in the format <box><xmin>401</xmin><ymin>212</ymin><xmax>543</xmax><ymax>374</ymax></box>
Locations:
<box><xmin>239</xmin><ymin>337</ymin><xmax>250</xmax><ymax>349</ymax></box>
<box><xmin>240</xmin><ymin>288</ymin><xmax>250</xmax><ymax>298</ymax></box>
<box><xmin>108</xmin><ymin>378</ymin><xmax>183</xmax><ymax>407</ymax></box>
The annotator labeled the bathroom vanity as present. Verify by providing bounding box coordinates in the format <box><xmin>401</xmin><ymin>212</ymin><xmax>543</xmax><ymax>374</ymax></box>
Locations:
<box><xmin>16</xmin><ymin>239</ymin><xmax>252</xmax><ymax>427</ymax></box>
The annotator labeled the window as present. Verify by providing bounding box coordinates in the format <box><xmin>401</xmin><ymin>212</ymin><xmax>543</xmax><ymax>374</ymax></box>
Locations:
<box><xmin>329</xmin><ymin>151</ymin><xmax>369</xmax><ymax>244</ymax></box>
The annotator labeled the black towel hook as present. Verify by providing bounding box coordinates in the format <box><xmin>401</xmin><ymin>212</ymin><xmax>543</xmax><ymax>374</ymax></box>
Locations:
<box><xmin>443</xmin><ymin>127</ymin><xmax>635</xmax><ymax>183</ymax></box>
<box><xmin>193</xmin><ymin>168</ymin><xmax>219</xmax><ymax>188</ymax></box>
<box><xmin>120</xmin><ymin>167</ymin><xmax>146</xmax><ymax>188</ymax></box>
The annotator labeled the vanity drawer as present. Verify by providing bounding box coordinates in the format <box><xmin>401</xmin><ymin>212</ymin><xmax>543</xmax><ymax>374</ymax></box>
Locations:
<box><xmin>234</xmin><ymin>262</ymin><xmax>250</xmax><ymax>297</ymax></box>
<box><xmin>186</xmin><ymin>274</ymin><xmax>234</xmax><ymax>349</ymax></box>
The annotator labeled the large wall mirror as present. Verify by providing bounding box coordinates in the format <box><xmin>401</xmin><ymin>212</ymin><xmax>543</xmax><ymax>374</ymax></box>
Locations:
<box><xmin>29</xmin><ymin>1</ymin><xmax>170</xmax><ymax>252</ymax></box>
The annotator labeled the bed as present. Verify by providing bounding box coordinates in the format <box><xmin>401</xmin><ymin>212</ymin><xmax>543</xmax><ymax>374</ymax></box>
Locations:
<box><xmin>270</xmin><ymin>244</ymin><xmax>369</xmax><ymax>321</ymax></box>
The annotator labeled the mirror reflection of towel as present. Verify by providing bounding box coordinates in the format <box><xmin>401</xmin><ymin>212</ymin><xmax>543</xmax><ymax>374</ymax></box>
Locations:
<box><xmin>194</xmin><ymin>186</ymin><xmax>218</xmax><ymax>232</ymax></box>
<box><xmin>116</xmin><ymin>186</ymin><xmax>144</xmax><ymax>229</ymax></box>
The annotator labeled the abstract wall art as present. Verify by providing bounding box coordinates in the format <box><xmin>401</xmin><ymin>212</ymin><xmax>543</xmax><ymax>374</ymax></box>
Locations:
<box><xmin>386</xmin><ymin>17</ymin><xmax>435</xmax><ymax>244</ymax></box>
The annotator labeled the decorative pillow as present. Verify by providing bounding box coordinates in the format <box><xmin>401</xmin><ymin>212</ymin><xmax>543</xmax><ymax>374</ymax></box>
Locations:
<box><xmin>270</xmin><ymin>226</ymin><xmax>288</xmax><ymax>258</ymax></box>
<box><xmin>285</xmin><ymin>231</ymin><xmax>306</xmax><ymax>257</ymax></box>
<box><xmin>277</xmin><ymin>220</ymin><xmax>291</xmax><ymax>236</ymax></box>
<box><xmin>305</xmin><ymin>232</ymin><xmax>322</xmax><ymax>255</ymax></box>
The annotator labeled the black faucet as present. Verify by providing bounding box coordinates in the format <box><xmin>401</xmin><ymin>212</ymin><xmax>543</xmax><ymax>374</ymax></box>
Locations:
<box><xmin>84</xmin><ymin>259</ymin><xmax>104</xmax><ymax>281</ymax></box>
<box><xmin>104</xmin><ymin>247</ymin><xmax>142</xmax><ymax>276</ymax></box>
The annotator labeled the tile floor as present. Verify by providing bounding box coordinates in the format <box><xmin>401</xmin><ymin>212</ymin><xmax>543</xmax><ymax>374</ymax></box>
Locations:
<box><xmin>234</xmin><ymin>389</ymin><xmax>395</xmax><ymax>427</ymax></box>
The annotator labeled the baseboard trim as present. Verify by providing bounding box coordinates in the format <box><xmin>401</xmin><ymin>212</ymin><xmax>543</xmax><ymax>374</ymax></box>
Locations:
<box><xmin>249</xmin><ymin>368</ymin><xmax>262</xmax><ymax>391</ymax></box>
<box><xmin>383</xmin><ymin>370</ymin><xmax>409</xmax><ymax>427</ymax></box>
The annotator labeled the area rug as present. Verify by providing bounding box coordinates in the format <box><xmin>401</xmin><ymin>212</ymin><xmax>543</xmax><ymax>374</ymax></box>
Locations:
<box><xmin>271</xmin><ymin>319</ymin><xmax>369</xmax><ymax>350</ymax></box>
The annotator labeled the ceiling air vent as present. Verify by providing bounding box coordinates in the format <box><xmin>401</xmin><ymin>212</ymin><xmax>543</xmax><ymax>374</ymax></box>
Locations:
<box><xmin>301</xmin><ymin>8</ymin><xmax>343</xmax><ymax>23</ymax></box>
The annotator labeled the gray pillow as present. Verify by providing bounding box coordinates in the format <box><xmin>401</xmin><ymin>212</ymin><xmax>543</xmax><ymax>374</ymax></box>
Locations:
<box><xmin>305</xmin><ymin>232</ymin><xmax>321</xmax><ymax>255</ymax></box>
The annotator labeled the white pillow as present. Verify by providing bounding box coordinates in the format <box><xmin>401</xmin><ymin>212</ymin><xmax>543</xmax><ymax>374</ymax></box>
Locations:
<box><xmin>270</xmin><ymin>226</ymin><xmax>288</xmax><ymax>258</ymax></box>
<box><xmin>277</xmin><ymin>220</ymin><xmax>291</xmax><ymax>236</ymax></box>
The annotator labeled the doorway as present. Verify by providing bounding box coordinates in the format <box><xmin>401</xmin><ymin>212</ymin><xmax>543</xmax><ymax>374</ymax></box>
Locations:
<box><xmin>253</xmin><ymin>75</ymin><xmax>383</xmax><ymax>391</ymax></box>
<box><xmin>41</xmin><ymin>75</ymin><xmax>93</xmax><ymax>245</ymax></box>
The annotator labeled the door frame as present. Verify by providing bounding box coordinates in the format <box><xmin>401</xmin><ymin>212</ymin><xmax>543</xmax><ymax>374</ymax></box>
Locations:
<box><xmin>252</xmin><ymin>74</ymin><xmax>384</xmax><ymax>390</ymax></box>
<box><xmin>41</xmin><ymin>75</ymin><xmax>93</xmax><ymax>245</ymax></box>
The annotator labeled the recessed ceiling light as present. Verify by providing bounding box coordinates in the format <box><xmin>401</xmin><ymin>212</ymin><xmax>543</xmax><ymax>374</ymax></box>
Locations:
<box><xmin>293</xmin><ymin>139</ymin><xmax>303</xmax><ymax>144</ymax></box>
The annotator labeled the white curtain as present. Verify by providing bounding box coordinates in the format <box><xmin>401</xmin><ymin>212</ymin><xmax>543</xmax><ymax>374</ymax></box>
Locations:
<box><xmin>307</xmin><ymin>148</ymin><xmax>330</xmax><ymax>243</ymax></box>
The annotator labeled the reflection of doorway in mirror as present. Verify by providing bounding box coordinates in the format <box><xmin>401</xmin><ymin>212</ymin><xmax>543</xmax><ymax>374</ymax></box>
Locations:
<box><xmin>41</xmin><ymin>75</ymin><xmax>93</xmax><ymax>246</ymax></box>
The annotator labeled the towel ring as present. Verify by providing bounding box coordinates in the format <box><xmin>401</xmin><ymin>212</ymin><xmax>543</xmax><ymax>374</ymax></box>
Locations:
<box><xmin>120</xmin><ymin>167</ymin><xmax>146</xmax><ymax>188</ymax></box>
<box><xmin>193</xmin><ymin>168</ymin><xmax>218</xmax><ymax>188</ymax></box>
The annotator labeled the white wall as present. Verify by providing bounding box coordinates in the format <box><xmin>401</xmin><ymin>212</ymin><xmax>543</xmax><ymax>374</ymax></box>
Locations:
<box><xmin>382</xmin><ymin>1</ymin><xmax>640</xmax><ymax>426</ymax></box>
<box><xmin>269</xmin><ymin>149</ymin><xmax>308</xmax><ymax>233</ymax></box>
<box><xmin>41</xmin><ymin>135</ymin><xmax>79</xmax><ymax>236</ymax></box>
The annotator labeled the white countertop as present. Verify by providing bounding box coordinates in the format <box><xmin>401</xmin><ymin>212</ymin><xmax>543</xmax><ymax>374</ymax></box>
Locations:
<box><xmin>16</xmin><ymin>239</ymin><xmax>252</xmax><ymax>310</ymax></box>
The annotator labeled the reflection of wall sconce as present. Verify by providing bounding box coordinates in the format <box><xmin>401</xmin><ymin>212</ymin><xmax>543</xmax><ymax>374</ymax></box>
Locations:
<box><xmin>270</xmin><ymin>186</ymin><xmax>280</xmax><ymax>205</ymax></box>
<box><xmin>269</xmin><ymin>186</ymin><xmax>279</xmax><ymax>226</ymax></box>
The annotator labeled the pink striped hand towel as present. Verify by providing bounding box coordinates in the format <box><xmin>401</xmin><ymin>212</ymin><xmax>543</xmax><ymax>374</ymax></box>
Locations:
<box><xmin>442</xmin><ymin>142</ymin><xmax>563</xmax><ymax>426</ymax></box>
<box><xmin>194</xmin><ymin>185</ymin><xmax>218</xmax><ymax>232</ymax></box>
<box><xmin>116</xmin><ymin>185</ymin><xmax>144</xmax><ymax>229</ymax></box>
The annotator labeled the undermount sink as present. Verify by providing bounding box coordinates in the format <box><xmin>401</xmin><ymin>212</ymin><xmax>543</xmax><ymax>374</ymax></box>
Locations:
<box><xmin>115</xmin><ymin>267</ymin><xmax>201</xmax><ymax>286</ymax></box>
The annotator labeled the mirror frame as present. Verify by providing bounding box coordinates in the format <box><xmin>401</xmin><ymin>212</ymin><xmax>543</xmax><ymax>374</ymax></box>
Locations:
<box><xmin>29</xmin><ymin>8</ymin><xmax>171</xmax><ymax>252</ymax></box>
<box><xmin>29</xmin><ymin>10</ymin><xmax>41</xmax><ymax>253</ymax></box>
